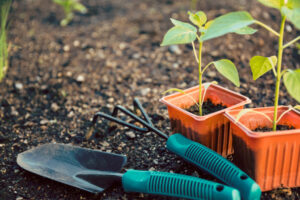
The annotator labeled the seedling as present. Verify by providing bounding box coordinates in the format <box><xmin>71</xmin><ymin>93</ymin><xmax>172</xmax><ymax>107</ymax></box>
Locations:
<box><xmin>53</xmin><ymin>0</ymin><xmax>87</xmax><ymax>26</ymax></box>
<box><xmin>0</xmin><ymin>0</ymin><xmax>11</xmax><ymax>81</ymax></box>
<box><xmin>242</xmin><ymin>0</ymin><xmax>300</xmax><ymax>131</ymax></box>
<box><xmin>161</xmin><ymin>11</ymin><xmax>260</xmax><ymax>116</ymax></box>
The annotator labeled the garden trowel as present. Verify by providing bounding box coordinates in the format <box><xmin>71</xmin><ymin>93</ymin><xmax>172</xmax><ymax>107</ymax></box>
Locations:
<box><xmin>17</xmin><ymin>143</ymin><xmax>240</xmax><ymax>200</ymax></box>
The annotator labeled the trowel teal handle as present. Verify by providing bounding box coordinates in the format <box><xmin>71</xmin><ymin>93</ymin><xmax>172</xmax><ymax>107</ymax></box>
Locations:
<box><xmin>122</xmin><ymin>169</ymin><xmax>240</xmax><ymax>200</ymax></box>
<box><xmin>166</xmin><ymin>134</ymin><xmax>261</xmax><ymax>200</ymax></box>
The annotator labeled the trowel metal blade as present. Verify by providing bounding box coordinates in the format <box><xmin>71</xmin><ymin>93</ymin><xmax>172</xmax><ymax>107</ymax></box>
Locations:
<box><xmin>17</xmin><ymin>143</ymin><xmax>127</xmax><ymax>193</ymax></box>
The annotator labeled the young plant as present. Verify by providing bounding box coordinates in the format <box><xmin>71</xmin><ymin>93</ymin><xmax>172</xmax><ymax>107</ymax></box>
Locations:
<box><xmin>161</xmin><ymin>11</ymin><xmax>258</xmax><ymax>116</ymax></box>
<box><xmin>245</xmin><ymin>0</ymin><xmax>300</xmax><ymax>131</ymax></box>
<box><xmin>0</xmin><ymin>0</ymin><xmax>11</xmax><ymax>81</ymax></box>
<box><xmin>53</xmin><ymin>0</ymin><xmax>87</xmax><ymax>26</ymax></box>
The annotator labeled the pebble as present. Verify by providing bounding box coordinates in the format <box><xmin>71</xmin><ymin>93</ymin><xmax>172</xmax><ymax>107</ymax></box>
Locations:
<box><xmin>40</xmin><ymin>119</ymin><xmax>49</xmax><ymax>125</ymax></box>
<box><xmin>286</xmin><ymin>24</ymin><xmax>292</xmax><ymax>32</ymax></box>
<box><xmin>168</xmin><ymin>45</ymin><xmax>182</xmax><ymax>55</ymax></box>
<box><xmin>16</xmin><ymin>197</ymin><xmax>23</xmax><ymax>200</ymax></box>
<box><xmin>15</xmin><ymin>82</ymin><xmax>23</xmax><ymax>90</ymax></box>
<box><xmin>63</xmin><ymin>45</ymin><xmax>70</xmax><ymax>52</ymax></box>
<box><xmin>172</xmin><ymin>63</ymin><xmax>179</xmax><ymax>69</ymax></box>
<box><xmin>76</xmin><ymin>75</ymin><xmax>85</xmax><ymax>83</ymax></box>
<box><xmin>11</xmin><ymin>107</ymin><xmax>19</xmax><ymax>117</ymax></box>
<box><xmin>51</xmin><ymin>103</ymin><xmax>60</xmax><ymax>112</ymax></box>
<box><xmin>153</xmin><ymin>159</ymin><xmax>158</xmax><ymax>165</ymax></box>
<box><xmin>149</xmin><ymin>167</ymin><xmax>155</xmax><ymax>171</ymax></box>
<box><xmin>108</xmin><ymin>97</ymin><xmax>114</xmax><ymax>103</ymax></box>
<box><xmin>101</xmin><ymin>141</ymin><xmax>110</xmax><ymax>147</ymax></box>
<box><xmin>67</xmin><ymin>111</ymin><xmax>75</xmax><ymax>118</ymax></box>
<box><xmin>132</xmin><ymin>53</ymin><xmax>140</xmax><ymax>59</ymax></box>
<box><xmin>207</xmin><ymin>71</ymin><xmax>216</xmax><ymax>77</ymax></box>
<box><xmin>140</xmin><ymin>88</ymin><xmax>150</xmax><ymax>96</ymax></box>
<box><xmin>73</xmin><ymin>40</ymin><xmax>80</xmax><ymax>47</ymax></box>
<box><xmin>125</xmin><ymin>131</ymin><xmax>136</xmax><ymax>138</ymax></box>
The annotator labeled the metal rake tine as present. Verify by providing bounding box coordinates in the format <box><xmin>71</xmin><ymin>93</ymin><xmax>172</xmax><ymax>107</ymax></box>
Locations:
<box><xmin>86</xmin><ymin>111</ymin><xmax>148</xmax><ymax>140</ymax></box>
<box><xmin>133</xmin><ymin>98</ymin><xmax>153</xmax><ymax>126</ymax></box>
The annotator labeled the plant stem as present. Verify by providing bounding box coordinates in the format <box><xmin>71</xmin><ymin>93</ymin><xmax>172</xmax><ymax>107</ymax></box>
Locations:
<box><xmin>273</xmin><ymin>15</ymin><xmax>286</xmax><ymax>131</ymax></box>
<box><xmin>283</xmin><ymin>36</ymin><xmax>300</xmax><ymax>49</ymax></box>
<box><xmin>198</xmin><ymin>41</ymin><xmax>203</xmax><ymax>116</ymax></box>
<box><xmin>255</xmin><ymin>20</ymin><xmax>280</xmax><ymax>37</ymax></box>
<box><xmin>192</xmin><ymin>41</ymin><xmax>199</xmax><ymax>63</ymax></box>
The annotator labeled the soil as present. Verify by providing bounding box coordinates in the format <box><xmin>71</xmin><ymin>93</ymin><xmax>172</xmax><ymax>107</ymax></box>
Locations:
<box><xmin>186</xmin><ymin>99</ymin><xmax>227</xmax><ymax>116</ymax></box>
<box><xmin>254</xmin><ymin>125</ymin><xmax>295</xmax><ymax>132</ymax></box>
<box><xmin>1</xmin><ymin>0</ymin><xmax>299</xmax><ymax>199</ymax></box>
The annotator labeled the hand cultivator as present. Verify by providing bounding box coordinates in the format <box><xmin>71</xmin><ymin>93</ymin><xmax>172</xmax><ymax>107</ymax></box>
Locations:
<box><xmin>86</xmin><ymin>98</ymin><xmax>261</xmax><ymax>200</ymax></box>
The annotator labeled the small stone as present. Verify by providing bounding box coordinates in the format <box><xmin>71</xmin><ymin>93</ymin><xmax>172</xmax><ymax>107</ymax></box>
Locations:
<box><xmin>140</xmin><ymin>88</ymin><xmax>150</xmax><ymax>96</ymax></box>
<box><xmin>66</xmin><ymin>71</ymin><xmax>72</xmax><ymax>77</ymax></box>
<box><xmin>73</xmin><ymin>40</ymin><xmax>80</xmax><ymax>47</ymax></box>
<box><xmin>149</xmin><ymin>167</ymin><xmax>155</xmax><ymax>171</ymax></box>
<box><xmin>125</xmin><ymin>131</ymin><xmax>136</xmax><ymax>139</ymax></box>
<box><xmin>40</xmin><ymin>125</ymin><xmax>47</xmax><ymax>131</ymax></box>
<box><xmin>11</xmin><ymin>107</ymin><xmax>19</xmax><ymax>117</ymax></box>
<box><xmin>153</xmin><ymin>159</ymin><xmax>158</xmax><ymax>165</ymax></box>
<box><xmin>67</xmin><ymin>111</ymin><xmax>75</xmax><ymax>118</ymax></box>
<box><xmin>168</xmin><ymin>45</ymin><xmax>182</xmax><ymax>55</ymax></box>
<box><xmin>132</xmin><ymin>53</ymin><xmax>140</xmax><ymax>59</ymax></box>
<box><xmin>40</xmin><ymin>85</ymin><xmax>48</xmax><ymax>91</ymax></box>
<box><xmin>14</xmin><ymin>169</ymin><xmax>19</xmax><ymax>173</ymax></box>
<box><xmin>15</xmin><ymin>82</ymin><xmax>23</xmax><ymax>90</ymax></box>
<box><xmin>108</xmin><ymin>97</ymin><xmax>114</xmax><ymax>103</ymax></box>
<box><xmin>16</xmin><ymin>197</ymin><xmax>23</xmax><ymax>200</ymax></box>
<box><xmin>286</xmin><ymin>24</ymin><xmax>292</xmax><ymax>32</ymax></box>
<box><xmin>76</xmin><ymin>75</ymin><xmax>85</xmax><ymax>83</ymax></box>
<box><xmin>51</xmin><ymin>103</ymin><xmax>60</xmax><ymax>112</ymax></box>
<box><xmin>207</xmin><ymin>71</ymin><xmax>217</xmax><ymax>77</ymax></box>
<box><xmin>101</xmin><ymin>141</ymin><xmax>110</xmax><ymax>147</ymax></box>
<box><xmin>119</xmin><ymin>42</ymin><xmax>127</xmax><ymax>50</ymax></box>
<box><xmin>40</xmin><ymin>119</ymin><xmax>49</xmax><ymax>125</ymax></box>
<box><xmin>172</xmin><ymin>63</ymin><xmax>179</xmax><ymax>69</ymax></box>
<box><xmin>63</xmin><ymin>45</ymin><xmax>70</xmax><ymax>52</ymax></box>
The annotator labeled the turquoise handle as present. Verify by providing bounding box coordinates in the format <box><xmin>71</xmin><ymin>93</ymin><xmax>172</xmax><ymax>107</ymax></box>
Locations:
<box><xmin>166</xmin><ymin>134</ymin><xmax>261</xmax><ymax>200</ymax></box>
<box><xmin>122</xmin><ymin>169</ymin><xmax>240</xmax><ymax>200</ymax></box>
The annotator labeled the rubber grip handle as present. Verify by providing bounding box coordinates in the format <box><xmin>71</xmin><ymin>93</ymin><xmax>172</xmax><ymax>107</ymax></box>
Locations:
<box><xmin>122</xmin><ymin>169</ymin><xmax>240</xmax><ymax>200</ymax></box>
<box><xmin>166</xmin><ymin>134</ymin><xmax>261</xmax><ymax>200</ymax></box>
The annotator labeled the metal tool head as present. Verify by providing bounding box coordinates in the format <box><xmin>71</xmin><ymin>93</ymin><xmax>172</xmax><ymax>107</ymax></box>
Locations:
<box><xmin>17</xmin><ymin>143</ymin><xmax>127</xmax><ymax>193</ymax></box>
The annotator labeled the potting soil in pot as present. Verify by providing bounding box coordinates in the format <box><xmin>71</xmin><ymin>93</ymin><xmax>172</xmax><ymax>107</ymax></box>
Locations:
<box><xmin>186</xmin><ymin>98</ymin><xmax>227</xmax><ymax>116</ymax></box>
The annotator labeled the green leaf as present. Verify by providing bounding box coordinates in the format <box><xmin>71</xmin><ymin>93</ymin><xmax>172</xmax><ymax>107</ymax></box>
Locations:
<box><xmin>188</xmin><ymin>11</ymin><xmax>207</xmax><ymax>27</ymax></box>
<box><xmin>212</xmin><ymin>59</ymin><xmax>240</xmax><ymax>87</ymax></box>
<box><xmin>250</xmin><ymin>56</ymin><xmax>277</xmax><ymax>80</ymax></box>
<box><xmin>286</xmin><ymin>0</ymin><xmax>300</xmax><ymax>8</ymax></box>
<box><xmin>73</xmin><ymin>2</ymin><xmax>87</xmax><ymax>13</ymax></box>
<box><xmin>161</xmin><ymin>24</ymin><xmax>197</xmax><ymax>46</ymax></box>
<box><xmin>170</xmin><ymin>18</ymin><xmax>197</xmax><ymax>31</ymax></box>
<box><xmin>200</xmin><ymin>11</ymin><xmax>255</xmax><ymax>41</ymax></box>
<box><xmin>281</xmin><ymin>6</ymin><xmax>300</xmax><ymax>29</ymax></box>
<box><xmin>234</xmin><ymin>26</ymin><xmax>257</xmax><ymax>35</ymax></box>
<box><xmin>283</xmin><ymin>69</ymin><xmax>300</xmax><ymax>103</ymax></box>
<box><xmin>257</xmin><ymin>0</ymin><xmax>285</xmax><ymax>9</ymax></box>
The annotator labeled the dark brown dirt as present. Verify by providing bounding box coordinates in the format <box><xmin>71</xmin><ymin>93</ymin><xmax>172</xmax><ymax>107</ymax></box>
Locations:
<box><xmin>0</xmin><ymin>0</ymin><xmax>299</xmax><ymax>199</ymax></box>
<box><xmin>254</xmin><ymin>125</ymin><xmax>295</xmax><ymax>132</ymax></box>
<box><xmin>186</xmin><ymin>99</ymin><xmax>227</xmax><ymax>116</ymax></box>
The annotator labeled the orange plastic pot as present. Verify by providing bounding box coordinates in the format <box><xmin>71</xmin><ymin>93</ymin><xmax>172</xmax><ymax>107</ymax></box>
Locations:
<box><xmin>225</xmin><ymin>106</ymin><xmax>300</xmax><ymax>191</ymax></box>
<box><xmin>160</xmin><ymin>84</ymin><xmax>251</xmax><ymax>157</ymax></box>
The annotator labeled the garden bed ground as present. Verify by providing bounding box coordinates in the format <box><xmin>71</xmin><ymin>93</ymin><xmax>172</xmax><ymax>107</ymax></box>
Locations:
<box><xmin>0</xmin><ymin>0</ymin><xmax>299</xmax><ymax>199</ymax></box>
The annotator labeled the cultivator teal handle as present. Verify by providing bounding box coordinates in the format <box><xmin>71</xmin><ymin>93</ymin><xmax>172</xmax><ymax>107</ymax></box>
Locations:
<box><xmin>166</xmin><ymin>134</ymin><xmax>261</xmax><ymax>200</ymax></box>
<box><xmin>122</xmin><ymin>169</ymin><xmax>240</xmax><ymax>200</ymax></box>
